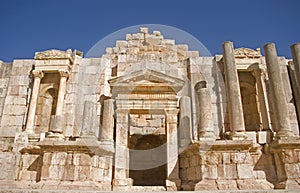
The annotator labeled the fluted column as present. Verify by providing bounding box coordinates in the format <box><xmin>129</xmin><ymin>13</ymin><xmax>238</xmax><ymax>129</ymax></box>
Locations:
<box><xmin>25</xmin><ymin>70</ymin><xmax>44</xmax><ymax>133</ymax></box>
<box><xmin>56</xmin><ymin>70</ymin><xmax>69</xmax><ymax>115</ymax></box>
<box><xmin>100</xmin><ymin>99</ymin><xmax>115</xmax><ymax>142</ymax></box>
<box><xmin>264</xmin><ymin>43</ymin><xmax>294</xmax><ymax>138</ymax></box>
<box><xmin>222</xmin><ymin>41</ymin><xmax>246</xmax><ymax>139</ymax></box>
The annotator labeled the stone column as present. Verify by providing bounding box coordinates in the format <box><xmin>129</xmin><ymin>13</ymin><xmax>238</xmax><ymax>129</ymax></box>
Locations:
<box><xmin>264</xmin><ymin>43</ymin><xmax>294</xmax><ymax>138</ymax></box>
<box><xmin>179</xmin><ymin>96</ymin><xmax>192</xmax><ymax>148</ymax></box>
<box><xmin>288</xmin><ymin>61</ymin><xmax>300</xmax><ymax>127</ymax></box>
<box><xmin>252</xmin><ymin>69</ymin><xmax>271</xmax><ymax>130</ymax></box>
<box><xmin>165</xmin><ymin>109</ymin><xmax>180</xmax><ymax>191</ymax></box>
<box><xmin>195</xmin><ymin>82</ymin><xmax>215</xmax><ymax>140</ymax></box>
<box><xmin>47</xmin><ymin>115</ymin><xmax>64</xmax><ymax>139</ymax></box>
<box><xmin>100</xmin><ymin>99</ymin><xmax>115</xmax><ymax>142</ymax></box>
<box><xmin>25</xmin><ymin>70</ymin><xmax>44</xmax><ymax>133</ymax></box>
<box><xmin>222</xmin><ymin>41</ymin><xmax>246</xmax><ymax>139</ymax></box>
<box><xmin>290</xmin><ymin>43</ymin><xmax>300</xmax><ymax>89</ymax></box>
<box><xmin>81</xmin><ymin>101</ymin><xmax>97</xmax><ymax>137</ymax></box>
<box><xmin>55</xmin><ymin>70</ymin><xmax>69</xmax><ymax>115</ymax></box>
<box><xmin>113</xmin><ymin>109</ymin><xmax>132</xmax><ymax>189</ymax></box>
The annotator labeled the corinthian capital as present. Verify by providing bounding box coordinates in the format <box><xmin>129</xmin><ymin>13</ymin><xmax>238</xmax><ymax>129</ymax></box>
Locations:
<box><xmin>32</xmin><ymin>70</ymin><xmax>44</xmax><ymax>79</ymax></box>
<box><xmin>58</xmin><ymin>70</ymin><xmax>69</xmax><ymax>78</ymax></box>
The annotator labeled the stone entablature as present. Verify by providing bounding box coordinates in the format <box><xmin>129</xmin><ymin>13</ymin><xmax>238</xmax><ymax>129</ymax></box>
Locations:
<box><xmin>0</xmin><ymin>27</ymin><xmax>299</xmax><ymax>192</ymax></box>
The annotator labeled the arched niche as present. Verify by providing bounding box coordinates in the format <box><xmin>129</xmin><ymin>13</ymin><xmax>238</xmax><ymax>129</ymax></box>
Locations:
<box><xmin>34</xmin><ymin>86</ymin><xmax>58</xmax><ymax>134</ymax></box>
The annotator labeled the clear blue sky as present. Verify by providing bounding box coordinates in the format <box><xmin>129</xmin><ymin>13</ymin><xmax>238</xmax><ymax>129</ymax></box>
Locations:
<box><xmin>0</xmin><ymin>0</ymin><xmax>299</xmax><ymax>62</ymax></box>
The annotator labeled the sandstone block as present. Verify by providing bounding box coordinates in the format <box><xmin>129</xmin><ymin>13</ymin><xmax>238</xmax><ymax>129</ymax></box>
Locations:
<box><xmin>237</xmin><ymin>164</ymin><xmax>253</xmax><ymax>179</ymax></box>
<box><xmin>216</xmin><ymin>179</ymin><xmax>238</xmax><ymax>190</ymax></box>
<box><xmin>195</xmin><ymin>179</ymin><xmax>218</xmax><ymax>191</ymax></box>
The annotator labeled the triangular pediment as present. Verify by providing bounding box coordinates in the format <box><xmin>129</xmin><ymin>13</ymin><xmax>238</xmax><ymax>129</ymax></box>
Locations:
<box><xmin>109</xmin><ymin>69</ymin><xmax>184</xmax><ymax>93</ymax></box>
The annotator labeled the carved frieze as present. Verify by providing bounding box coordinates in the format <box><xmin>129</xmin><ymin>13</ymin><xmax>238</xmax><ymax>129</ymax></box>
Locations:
<box><xmin>234</xmin><ymin>47</ymin><xmax>261</xmax><ymax>58</ymax></box>
<box><xmin>34</xmin><ymin>49</ymin><xmax>72</xmax><ymax>60</ymax></box>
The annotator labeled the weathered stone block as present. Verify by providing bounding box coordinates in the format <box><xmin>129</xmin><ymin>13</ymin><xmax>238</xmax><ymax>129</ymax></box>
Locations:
<box><xmin>195</xmin><ymin>179</ymin><xmax>218</xmax><ymax>191</ymax></box>
<box><xmin>237</xmin><ymin>164</ymin><xmax>253</xmax><ymax>179</ymax></box>
<box><xmin>285</xmin><ymin>163</ymin><xmax>300</xmax><ymax>179</ymax></box>
<box><xmin>51</xmin><ymin>152</ymin><xmax>67</xmax><ymax>165</ymax></box>
<box><xmin>216</xmin><ymin>179</ymin><xmax>238</xmax><ymax>190</ymax></box>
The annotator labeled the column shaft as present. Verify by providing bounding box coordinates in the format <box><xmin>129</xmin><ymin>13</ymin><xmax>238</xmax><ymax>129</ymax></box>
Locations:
<box><xmin>101</xmin><ymin>99</ymin><xmax>115</xmax><ymax>142</ymax></box>
<box><xmin>165</xmin><ymin>109</ymin><xmax>180</xmax><ymax>190</ymax></box>
<box><xmin>222</xmin><ymin>42</ymin><xmax>246</xmax><ymax>138</ymax></box>
<box><xmin>252</xmin><ymin>70</ymin><xmax>271</xmax><ymax>130</ymax></box>
<box><xmin>25</xmin><ymin>70</ymin><xmax>44</xmax><ymax>133</ymax></box>
<box><xmin>55</xmin><ymin>70</ymin><xmax>68</xmax><ymax>115</ymax></box>
<box><xmin>195</xmin><ymin>84</ymin><xmax>215</xmax><ymax>140</ymax></box>
<box><xmin>114</xmin><ymin>109</ymin><xmax>130</xmax><ymax>181</ymax></box>
<box><xmin>179</xmin><ymin>96</ymin><xmax>192</xmax><ymax>147</ymax></box>
<box><xmin>264</xmin><ymin>43</ymin><xmax>293</xmax><ymax>137</ymax></box>
<box><xmin>291</xmin><ymin>43</ymin><xmax>300</xmax><ymax>90</ymax></box>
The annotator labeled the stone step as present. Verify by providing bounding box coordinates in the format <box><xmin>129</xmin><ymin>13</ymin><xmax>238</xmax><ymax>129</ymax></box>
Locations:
<box><xmin>0</xmin><ymin>189</ymin><xmax>299</xmax><ymax>193</ymax></box>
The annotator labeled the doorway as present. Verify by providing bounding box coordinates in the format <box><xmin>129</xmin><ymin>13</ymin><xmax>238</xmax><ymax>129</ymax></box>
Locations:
<box><xmin>129</xmin><ymin>134</ymin><xmax>167</xmax><ymax>186</ymax></box>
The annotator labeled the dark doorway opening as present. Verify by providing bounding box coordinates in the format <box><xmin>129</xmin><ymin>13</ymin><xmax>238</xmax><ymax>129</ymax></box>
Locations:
<box><xmin>129</xmin><ymin>134</ymin><xmax>167</xmax><ymax>186</ymax></box>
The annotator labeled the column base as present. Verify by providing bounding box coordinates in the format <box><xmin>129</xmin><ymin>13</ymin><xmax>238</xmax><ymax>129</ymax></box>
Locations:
<box><xmin>166</xmin><ymin>179</ymin><xmax>180</xmax><ymax>191</ymax></box>
<box><xmin>275</xmin><ymin>130</ymin><xmax>295</xmax><ymax>139</ymax></box>
<box><xmin>229</xmin><ymin>131</ymin><xmax>248</xmax><ymax>140</ymax></box>
<box><xmin>45</xmin><ymin>132</ymin><xmax>65</xmax><ymax>140</ymax></box>
<box><xmin>199</xmin><ymin>130</ymin><xmax>216</xmax><ymax>141</ymax></box>
<box><xmin>112</xmin><ymin>178</ymin><xmax>133</xmax><ymax>191</ymax></box>
<box><xmin>275</xmin><ymin>179</ymin><xmax>300</xmax><ymax>189</ymax></box>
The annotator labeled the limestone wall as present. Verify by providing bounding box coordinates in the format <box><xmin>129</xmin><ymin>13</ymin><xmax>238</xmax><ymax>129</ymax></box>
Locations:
<box><xmin>0</xmin><ymin>60</ymin><xmax>33</xmax><ymax>137</ymax></box>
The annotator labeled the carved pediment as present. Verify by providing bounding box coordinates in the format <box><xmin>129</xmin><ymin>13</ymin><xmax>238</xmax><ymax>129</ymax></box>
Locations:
<box><xmin>34</xmin><ymin>49</ymin><xmax>73</xmax><ymax>60</ymax></box>
<box><xmin>109</xmin><ymin>69</ymin><xmax>185</xmax><ymax>93</ymax></box>
<box><xmin>234</xmin><ymin>48</ymin><xmax>261</xmax><ymax>58</ymax></box>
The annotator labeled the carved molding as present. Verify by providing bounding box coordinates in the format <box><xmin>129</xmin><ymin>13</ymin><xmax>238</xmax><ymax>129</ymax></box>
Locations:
<box><xmin>234</xmin><ymin>48</ymin><xmax>261</xmax><ymax>58</ymax></box>
<box><xmin>34</xmin><ymin>49</ymin><xmax>72</xmax><ymax>60</ymax></box>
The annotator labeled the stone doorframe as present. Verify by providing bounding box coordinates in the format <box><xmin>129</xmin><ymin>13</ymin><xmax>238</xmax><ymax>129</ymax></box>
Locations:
<box><xmin>109</xmin><ymin>69</ymin><xmax>184</xmax><ymax>190</ymax></box>
<box><xmin>113</xmin><ymin>107</ymin><xmax>180</xmax><ymax>190</ymax></box>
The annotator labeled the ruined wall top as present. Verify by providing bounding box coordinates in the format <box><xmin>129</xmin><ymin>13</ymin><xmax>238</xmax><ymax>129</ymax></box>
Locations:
<box><xmin>104</xmin><ymin>27</ymin><xmax>199</xmax><ymax>60</ymax></box>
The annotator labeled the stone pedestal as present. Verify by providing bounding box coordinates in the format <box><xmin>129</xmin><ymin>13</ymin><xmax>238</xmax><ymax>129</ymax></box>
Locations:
<box><xmin>180</xmin><ymin>141</ymin><xmax>273</xmax><ymax>191</ymax></box>
<box><xmin>270</xmin><ymin>137</ymin><xmax>300</xmax><ymax>189</ymax></box>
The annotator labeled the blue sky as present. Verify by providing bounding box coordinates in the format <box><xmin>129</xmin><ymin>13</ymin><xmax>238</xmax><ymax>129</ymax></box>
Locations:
<box><xmin>0</xmin><ymin>0</ymin><xmax>299</xmax><ymax>62</ymax></box>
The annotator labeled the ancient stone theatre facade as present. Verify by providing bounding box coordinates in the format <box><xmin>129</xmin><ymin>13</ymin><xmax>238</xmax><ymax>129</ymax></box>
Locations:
<box><xmin>0</xmin><ymin>27</ymin><xmax>300</xmax><ymax>191</ymax></box>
